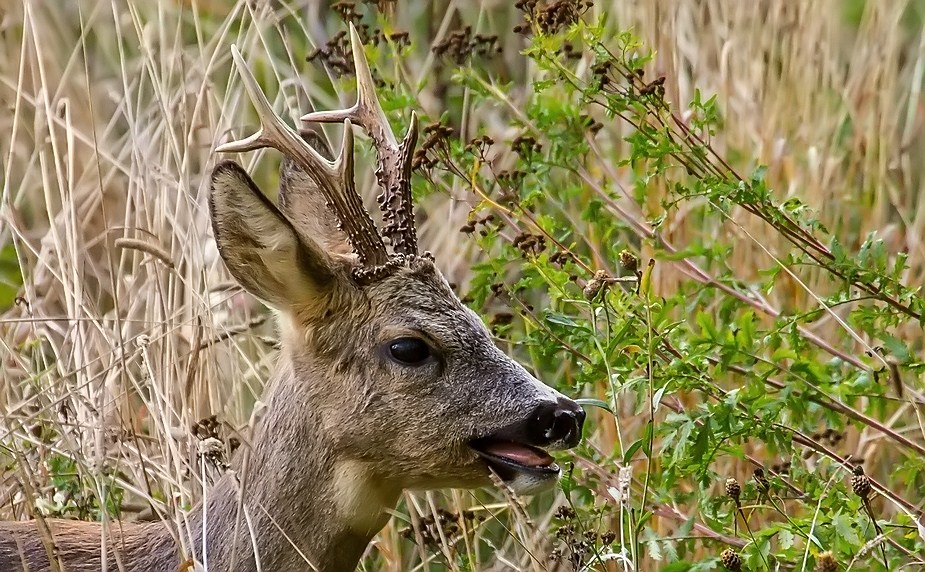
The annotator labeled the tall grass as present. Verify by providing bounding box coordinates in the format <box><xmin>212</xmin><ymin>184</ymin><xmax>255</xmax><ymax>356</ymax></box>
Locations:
<box><xmin>1</xmin><ymin>1</ymin><xmax>923</xmax><ymax>570</ymax></box>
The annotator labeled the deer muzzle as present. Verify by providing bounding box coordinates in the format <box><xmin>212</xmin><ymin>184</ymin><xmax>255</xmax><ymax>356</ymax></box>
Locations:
<box><xmin>468</xmin><ymin>397</ymin><xmax>586</xmax><ymax>494</ymax></box>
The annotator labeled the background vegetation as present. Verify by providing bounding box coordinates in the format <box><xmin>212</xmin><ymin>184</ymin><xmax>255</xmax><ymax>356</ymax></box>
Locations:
<box><xmin>2</xmin><ymin>0</ymin><xmax>924</xmax><ymax>570</ymax></box>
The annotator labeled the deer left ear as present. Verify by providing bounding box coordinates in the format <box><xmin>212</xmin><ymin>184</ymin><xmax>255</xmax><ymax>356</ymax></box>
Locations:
<box><xmin>209</xmin><ymin>161</ymin><xmax>335</xmax><ymax>310</ymax></box>
<box><xmin>278</xmin><ymin>131</ymin><xmax>353</xmax><ymax>256</ymax></box>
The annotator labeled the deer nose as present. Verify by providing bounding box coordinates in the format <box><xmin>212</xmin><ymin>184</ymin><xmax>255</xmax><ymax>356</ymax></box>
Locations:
<box><xmin>533</xmin><ymin>397</ymin><xmax>585</xmax><ymax>448</ymax></box>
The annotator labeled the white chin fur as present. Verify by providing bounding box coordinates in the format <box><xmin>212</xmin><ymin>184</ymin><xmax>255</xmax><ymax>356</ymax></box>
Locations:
<box><xmin>505</xmin><ymin>468</ymin><xmax>561</xmax><ymax>496</ymax></box>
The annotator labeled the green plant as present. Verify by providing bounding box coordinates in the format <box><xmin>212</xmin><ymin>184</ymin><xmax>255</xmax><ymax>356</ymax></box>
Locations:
<box><xmin>401</xmin><ymin>1</ymin><xmax>925</xmax><ymax>569</ymax></box>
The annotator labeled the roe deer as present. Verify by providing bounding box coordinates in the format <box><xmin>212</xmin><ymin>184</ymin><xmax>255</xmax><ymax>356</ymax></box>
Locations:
<box><xmin>0</xmin><ymin>24</ymin><xmax>585</xmax><ymax>572</ymax></box>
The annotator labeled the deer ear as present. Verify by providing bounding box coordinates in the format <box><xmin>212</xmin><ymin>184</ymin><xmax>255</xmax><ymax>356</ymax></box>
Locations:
<box><xmin>209</xmin><ymin>161</ymin><xmax>335</xmax><ymax>309</ymax></box>
<box><xmin>278</xmin><ymin>130</ymin><xmax>352</xmax><ymax>255</ymax></box>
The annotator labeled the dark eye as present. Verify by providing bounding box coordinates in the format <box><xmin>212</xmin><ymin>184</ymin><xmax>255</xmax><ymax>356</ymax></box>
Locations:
<box><xmin>388</xmin><ymin>337</ymin><xmax>432</xmax><ymax>365</ymax></box>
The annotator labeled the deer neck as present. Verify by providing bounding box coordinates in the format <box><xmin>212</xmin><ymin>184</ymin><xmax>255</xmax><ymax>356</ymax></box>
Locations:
<box><xmin>192</xmin><ymin>361</ymin><xmax>400</xmax><ymax>572</ymax></box>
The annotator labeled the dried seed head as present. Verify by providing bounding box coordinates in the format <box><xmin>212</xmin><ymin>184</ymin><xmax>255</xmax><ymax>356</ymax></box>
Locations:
<box><xmin>553</xmin><ymin>505</ymin><xmax>576</xmax><ymax>520</ymax></box>
<box><xmin>725</xmin><ymin>477</ymin><xmax>741</xmax><ymax>503</ymax></box>
<box><xmin>850</xmin><ymin>465</ymin><xmax>871</xmax><ymax>499</ymax></box>
<box><xmin>535</xmin><ymin>0</ymin><xmax>590</xmax><ymax>34</ymax></box>
<box><xmin>619</xmin><ymin>249</ymin><xmax>639</xmax><ymax>273</ymax></box>
<box><xmin>432</xmin><ymin>26</ymin><xmax>499</xmax><ymax>64</ymax></box>
<box><xmin>720</xmin><ymin>548</ymin><xmax>742</xmax><ymax>571</ymax></box>
<box><xmin>815</xmin><ymin>551</ymin><xmax>838</xmax><ymax>572</ymax></box>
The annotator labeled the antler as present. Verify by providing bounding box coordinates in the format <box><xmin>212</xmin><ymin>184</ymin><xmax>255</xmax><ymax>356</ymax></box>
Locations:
<box><xmin>301</xmin><ymin>23</ymin><xmax>420</xmax><ymax>257</ymax></box>
<box><xmin>216</xmin><ymin>45</ymin><xmax>389</xmax><ymax>267</ymax></box>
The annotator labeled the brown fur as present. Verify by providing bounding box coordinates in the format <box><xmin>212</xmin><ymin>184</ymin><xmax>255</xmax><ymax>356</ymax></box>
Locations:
<box><xmin>0</xmin><ymin>157</ymin><xmax>571</xmax><ymax>572</ymax></box>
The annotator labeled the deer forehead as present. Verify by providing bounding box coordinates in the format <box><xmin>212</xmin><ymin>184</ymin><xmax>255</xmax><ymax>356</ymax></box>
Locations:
<box><xmin>366</xmin><ymin>269</ymin><xmax>488</xmax><ymax>339</ymax></box>
<box><xmin>279</xmin><ymin>262</ymin><xmax>485</xmax><ymax>354</ymax></box>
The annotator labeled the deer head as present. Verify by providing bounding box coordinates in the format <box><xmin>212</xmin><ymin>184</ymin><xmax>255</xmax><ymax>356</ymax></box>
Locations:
<box><xmin>209</xmin><ymin>21</ymin><xmax>584</xmax><ymax>545</ymax></box>
<box><xmin>0</xmin><ymin>23</ymin><xmax>587</xmax><ymax>572</ymax></box>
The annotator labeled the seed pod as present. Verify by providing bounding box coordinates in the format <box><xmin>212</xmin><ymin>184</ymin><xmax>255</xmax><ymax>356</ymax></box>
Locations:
<box><xmin>851</xmin><ymin>465</ymin><xmax>872</xmax><ymax>499</ymax></box>
<box><xmin>720</xmin><ymin>548</ymin><xmax>742</xmax><ymax>571</ymax></box>
<box><xmin>724</xmin><ymin>478</ymin><xmax>741</xmax><ymax>504</ymax></box>
<box><xmin>583</xmin><ymin>270</ymin><xmax>610</xmax><ymax>300</ymax></box>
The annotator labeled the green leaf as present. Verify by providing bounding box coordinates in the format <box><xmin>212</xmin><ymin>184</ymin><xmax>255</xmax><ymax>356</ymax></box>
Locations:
<box><xmin>575</xmin><ymin>397</ymin><xmax>613</xmax><ymax>414</ymax></box>
<box><xmin>832</xmin><ymin>512</ymin><xmax>861</xmax><ymax>546</ymax></box>
<box><xmin>624</xmin><ymin>436</ymin><xmax>647</xmax><ymax>464</ymax></box>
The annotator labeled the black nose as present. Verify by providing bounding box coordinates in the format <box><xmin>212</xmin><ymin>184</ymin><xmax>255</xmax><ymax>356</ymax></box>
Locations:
<box><xmin>532</xmin><ymin>397</ymin><xmax>585</xmax><ymax>448</ymax></box>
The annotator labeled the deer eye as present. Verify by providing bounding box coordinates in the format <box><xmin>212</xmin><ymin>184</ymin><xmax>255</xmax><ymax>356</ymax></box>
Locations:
<box><xmin>388</xmin><ymin>337</ymin><xmax>432</xmax><ymax>365</ymax></box>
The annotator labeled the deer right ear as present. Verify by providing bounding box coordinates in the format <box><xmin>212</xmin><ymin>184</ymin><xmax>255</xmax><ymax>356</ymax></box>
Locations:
<box><xmin>209</xmin><ymin>161</ymin><xmax>335</xmax><ymax>310</ymax></box>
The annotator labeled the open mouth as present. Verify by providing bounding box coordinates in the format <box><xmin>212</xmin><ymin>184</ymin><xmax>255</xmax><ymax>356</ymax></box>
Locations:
<box><xmin>469</xmin><ymin>437</ymin><xmax>560</xmax><ymax>481</ymax></box>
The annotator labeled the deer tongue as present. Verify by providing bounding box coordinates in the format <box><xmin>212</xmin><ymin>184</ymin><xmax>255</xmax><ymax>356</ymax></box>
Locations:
<box><xmin>479</xmin><ymin>441</ymin><xmax>555</xmax><ymax>468</ymax></box>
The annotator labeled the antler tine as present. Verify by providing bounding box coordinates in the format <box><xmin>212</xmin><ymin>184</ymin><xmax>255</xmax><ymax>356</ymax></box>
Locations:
<box><xmin>217</xmin><ymin>44</ymin><xmax>388</xmax><ymax>266</ymax></box>
<box><xmin>301</xmin><ymin>23</ymin><xmax>420</xmax><ymax>256</ymax></box>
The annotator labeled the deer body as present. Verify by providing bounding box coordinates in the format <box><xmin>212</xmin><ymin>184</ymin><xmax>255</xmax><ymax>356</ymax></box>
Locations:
<box><xmin>1</xmin><ymin>361</ymin><xmax>400</xmax><ymax>571</ymax></box>
<box><xmin>0</xmin><ymin>25</ymin><xmax>585</xmax><ymax>572</ymax></box>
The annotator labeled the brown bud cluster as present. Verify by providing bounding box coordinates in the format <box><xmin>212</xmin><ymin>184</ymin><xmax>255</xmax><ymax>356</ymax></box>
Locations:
<box><xmin>592</xmin><ymin>60</ymin><xmax>613</xmax><ymax>88</ymax></box>
<box><xmin>307</xmin><ymin>27</ymin><xmax>397</xmax><ymax>80</ymax></box>
<box><xmin>638</xmin><ymin>75</ymin><xmax>666</xmax><ymax>98</ymax></box>
<box><xmin>513</xmin><ymin>231</ymin><xmax>547</xmax><ymax>256</ymax></box>
<box><xmin>412</xmin><ymin>121</ymin><xmax>454</xmax><ymax>171</ymax></box>
<box><xmin>536</xmin><ymin>0</ymin><xmax>593</xmax><ymax>35</ymax></box>
<box><xmin>580</xmin><ymin>113</ymin><xmax>604</xmax><ymax>134</ymax></box>
<box><xmin>811</xmin><ymin>428</ymin><xmax>844</xmax><ymax>447</ymax></box>
<box><xmin>307</xmin><ymin>4</ymin><xmax>408</xmax><ymax>80</ymax></box>
<box><xmin>432</xmin><ymin>27</ymin><xmax>501</xmax><ymax>64</ymax></box>
<box><xmin>549</xmin><ymin>250</ymin><xmax>574</xmax><ymax>266</ymax></box>
<box><xmin>514</xmin><ymin>0</ymin><xmax>539</xmax><ymax>15</ymax></box>
<box><xmin>387</xmin><ymin>31</ymin><xmax>411</xmax><ymax>49</ymax></box>
<box><xmin>497</xmin><ymin>169</ymin><xmax>527</xmax><ymax>190</ymax></box>
<box><xmin>514</xmin><ymin>0</ymin><xmax>593</xmax><ymax>37</ymax></box>
<box><xmin>330</xmin><ymin>0</ymin><xmax>399</xmax><ymax>23</ymax></box>
<box><xmin>550</xmin><ymin>505</ymin><xmax>600</xmax><ymax>569</ymax></box>
<box><xmin>512</xmin><ymin>133</ymin><xmax>542</xmax><ymax>156</ymax></box>
<box><xmin>464</xmin><ymin>135</ymin><xmax>494</xmax><ymax>157</ymax></box>
<box><xmin>330</xmin><ymin>0</ymin><xmax>361</xmax><ymax>23</ymax></box>
<box><xmin>459</xmin><ymin>213</ymin><xmax>495</xmax><ymax>234</ymax></box>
